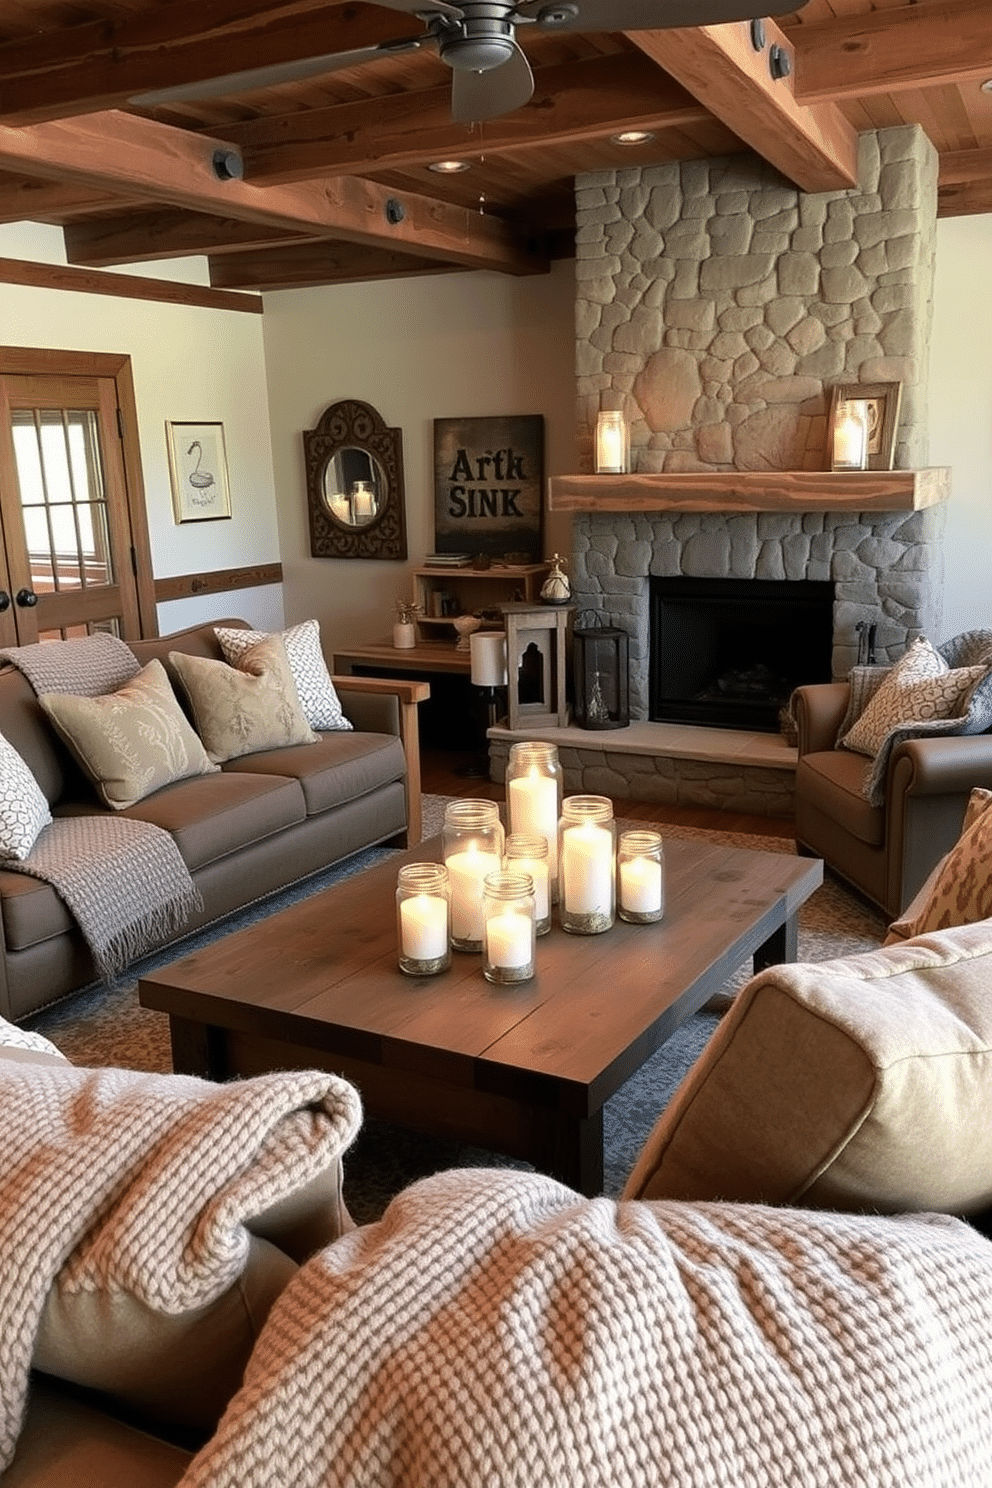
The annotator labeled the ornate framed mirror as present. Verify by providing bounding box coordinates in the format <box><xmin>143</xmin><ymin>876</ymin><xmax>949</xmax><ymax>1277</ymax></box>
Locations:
<box><xmin>303</xmin><ymin>398</ymin><xmax>407</xmax><ymax>560</ymax></box>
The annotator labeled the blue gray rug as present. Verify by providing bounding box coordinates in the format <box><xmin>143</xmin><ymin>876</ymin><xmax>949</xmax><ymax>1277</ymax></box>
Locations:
<box><xmin>27</xmin><ymin>796</ymin><xmax>885</xmax><ymax>1224</ymax></box>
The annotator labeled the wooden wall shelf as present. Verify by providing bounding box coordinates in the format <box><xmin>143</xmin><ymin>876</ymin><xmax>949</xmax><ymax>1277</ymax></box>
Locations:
<box><xmin>547</xmin><ymin>468</ymin><xmax>950</xmax><ymax>515</ymax></box>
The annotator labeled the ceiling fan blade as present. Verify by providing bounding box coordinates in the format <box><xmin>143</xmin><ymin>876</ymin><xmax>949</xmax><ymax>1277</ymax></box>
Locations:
<box><xmin>450</xmin><ymin>41</ymin><xmax>535</xmax><ymax>123</ymax></box>
<box><xmin>517</xmin><ymin>0</ymin><xmax>807</xmax><ymax>29</ymax></box>
<box><xmin>130</xmin><ymin>36</ymin><xmax>426</xmax><ymax>106</ymax></box>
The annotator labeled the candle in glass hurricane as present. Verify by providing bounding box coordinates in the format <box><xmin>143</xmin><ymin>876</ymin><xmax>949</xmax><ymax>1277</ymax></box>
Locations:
<box><xmin>617</xmin><ymin>830</ymin><xmax>665</xmax><ymax>923</ymax></box>
<box><xmin>506</xmin><ymin>741</ymin><xmax>561</xmax><ymax>896</ymax></box>
<box><xmin>396</xmin><ymin>863</ymin><xmax>451</xmax><ymax>975</ymax></box>
<box><xmin>558</xmin><ymin>795</ymin><xmax>616</xmax><ymax>934</ymax></box>
<box><xmin>442</xmin><ymin>799</ymin><xmax>504</xmax><ymax>951</ymax></box>
<box><xmin>482</xmin><ymin>871</ymin><xmax>536</xmax><ymax>985</ymax></box>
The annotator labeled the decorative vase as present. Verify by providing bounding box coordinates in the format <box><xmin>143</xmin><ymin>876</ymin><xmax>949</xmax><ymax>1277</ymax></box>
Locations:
<box><xmin>452</xmin><ymin>613</ymin><xmax>482</xmax><ymax>651</ymax></box>
<box><xmin>393</xmin><ymin>621</ymin><xmax>417</xmax><ymax>649</ymax></box>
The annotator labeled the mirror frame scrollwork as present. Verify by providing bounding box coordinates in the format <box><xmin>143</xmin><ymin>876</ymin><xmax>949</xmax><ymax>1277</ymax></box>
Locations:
<box><xmin>303</xmin><ymin>398</ymin><xmax>407</xmax><ymax>560</ymax></box>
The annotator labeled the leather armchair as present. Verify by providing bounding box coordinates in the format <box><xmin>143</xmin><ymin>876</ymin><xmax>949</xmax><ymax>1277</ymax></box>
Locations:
<box><xmin>793</xmin><ymin>680</ymin><xmax>992</xmax><ymax>918</ymax></box>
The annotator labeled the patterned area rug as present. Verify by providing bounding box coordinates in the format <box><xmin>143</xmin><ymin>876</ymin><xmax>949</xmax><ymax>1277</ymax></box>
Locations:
<box><xmin>27</xmin><ymin>796</ymin><xmax>887</xmax><ymax>1224</ymax></box>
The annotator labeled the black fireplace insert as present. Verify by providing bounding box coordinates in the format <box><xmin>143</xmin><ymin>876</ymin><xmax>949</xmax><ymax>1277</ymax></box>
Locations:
<box><xmin>649</xmin><ymin>575</ymin><xmax>835</xmax><ymax>732</ymax></box>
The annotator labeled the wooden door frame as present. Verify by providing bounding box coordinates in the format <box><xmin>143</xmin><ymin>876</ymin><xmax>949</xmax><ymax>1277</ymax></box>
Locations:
<box><xmin>0</xmin><ymin>346</ymin><xmax>158</xmax><ymax>638</ymax></box>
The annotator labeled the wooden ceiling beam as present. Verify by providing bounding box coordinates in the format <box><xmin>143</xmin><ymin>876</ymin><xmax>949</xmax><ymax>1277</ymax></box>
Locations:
<box><xmin>0</xmin><ymin>110</ymin><xmax>547</xmax><ymax>276</ymax></box>
<box><xmin>0</xmin><ymin>169</ymin><xmax>129</xmax><ymax>223</ymax></box>
<box><xmin>64</xmin><ymin>209</ymin><xmax>320</xmax><ymax>266</ymax></box>
<box><xmin>937</xmin><ymin>147</ymin><xmax>992</xmax><ymax>217</ymax></box>
<box><xmin>793</xmin><ymin>0</ymin><xmax>992</xmax><ymax>105</ymax></box>
<box><xmin>631</xmin><ymin>19</ymin><xmax>859</xmax><ymax>193</ymax></box>
<box><xmin>208</xmin><ymin>241</ymin><xmax>461</xmax><ymax>290</ymax></box>
<box><xmin>0</xmin><ymin>0</ymin><xmax>413</xmax><ymax>126</ymax></box>
<box><xmin>222</xmin><ymin>53</ymin><xmax>712</xmax><ymax>184</ymax></box>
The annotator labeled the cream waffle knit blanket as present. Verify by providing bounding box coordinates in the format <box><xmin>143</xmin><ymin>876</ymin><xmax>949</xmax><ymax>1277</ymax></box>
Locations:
<box><xmin>0</xmin><ymin>1060</ymin><xmax>361</xmax><ymax>1473</ymax></box>
<box><xmin>181</xmin><ymin>1167</ymin><xmax>992</xmax><ymax>1488</ymax></box>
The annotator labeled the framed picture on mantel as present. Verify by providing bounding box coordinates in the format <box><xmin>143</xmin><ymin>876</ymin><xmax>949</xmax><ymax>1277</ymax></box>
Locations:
<box><xmin>827</xmin><ymin>382</ymin><xmax>902</xmax><ymax>472</ymax></box>
<box><xmin>433</xmin><ymin>414</ymin><xmax>543</xmax><ymax>561</ymax></box>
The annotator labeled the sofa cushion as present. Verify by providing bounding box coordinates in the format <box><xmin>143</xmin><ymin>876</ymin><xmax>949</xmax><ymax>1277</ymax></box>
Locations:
<box><xmin>170</xmin><ymin>636</ymin><xmax>318</xmax><ymax>764</ymax></box>
<box><xmin>840</xmin><ymin>636</ymin><xmax>986</xmax><ymax>758</ymax></box>
<box><xmin>624</xmin><ymin>920</ymin><xmax>992</xmax><ymax>1216</ymax></box>
<box><xmin>794</xmin><ymin>747</ymin><xmax>884</xmax><ymax>846</ymax></box>
<box><xmin>221</xmin><ymin>731</ymin><xmax>406</xmax><ymax>816</ymax></box>
<box><xmin>214</xmin><ymin>620</ymin><xmax>352</xmax><ymax>732</ymax></box>
<box><xmin>887</xmin><ymin>787</ymin><xmax>992</xmax><ymax>942</ymax></box>
<box><xmin>121</xmin><ymin>771</ymin><xmax>307</xmax><ymax>873</ymax></box>
<box><xmin>0</xmin><ymin>730</ymin><xmax>51</xmax><ymax>860</ymax></box>
<box><xmin>37</xmin><ymin>659</ymin><xmax>219</xmax><ymax>810</ymax></box>
<box><xmin>0</xmin><ymin>1016</ymin><xmax>67</xmax><ymax>1064</ymax></box>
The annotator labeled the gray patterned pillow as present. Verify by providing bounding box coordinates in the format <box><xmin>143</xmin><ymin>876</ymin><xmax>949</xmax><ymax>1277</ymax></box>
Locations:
<box><xmin>213</xmin><ymin>621</ymin><xmax>352</xmax><ymax>732</ymax></box>
<box><xmin>0</xmin><ymin>730</ymin><xmax>52</xmax><ymax>861</ymax></box>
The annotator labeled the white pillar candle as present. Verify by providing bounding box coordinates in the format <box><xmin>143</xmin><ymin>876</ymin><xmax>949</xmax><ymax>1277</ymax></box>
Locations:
<box><xmin>485</xmin><ymin>912</ymin><xmax>532</xmax><ymax>969</ymax></box>
<box><xmin>446</xmin><ymin>847</ymin><xmax>501</xmax><ymax>943</ymax></box>
<box><xmin>508</xmin><ymin>855</ymin><xmax>549</xmax><ymax>921</ymax></box>
<box><xmin>508</xmin><ymin>774</ymin><xmax>559</xmax><ymax>878</ymax></box>
<box><xmin>561</xmin><ymin>821</ymin><xmax>613</xmax><ymax>915</ymax></box>
<box><xmin>399</xmin><ymin>894</ymin><xmax>448</xmax><ymax>961</ymax></box>
<box><xmin>619</xmin><ymin>856</ymin><xmax>663</xmax><ymax>916</ymax></box>
<box><xmin>352</xmin><ymin>488</ymin><xmax>375</xmax><ymax>518</ymax></box>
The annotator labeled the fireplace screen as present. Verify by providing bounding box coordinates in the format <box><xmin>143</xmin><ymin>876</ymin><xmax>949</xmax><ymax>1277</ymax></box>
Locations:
<box><xmin>649</xmin><ymin>576</ymin><xmax>835</xmax><ymax>732</ymax></box>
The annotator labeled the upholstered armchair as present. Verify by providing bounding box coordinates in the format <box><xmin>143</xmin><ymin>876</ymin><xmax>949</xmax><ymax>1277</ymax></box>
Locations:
<box><xmin>793</xmin><ymin>675</ymin><xmax>992</xmax><ymax>919</ymax></box>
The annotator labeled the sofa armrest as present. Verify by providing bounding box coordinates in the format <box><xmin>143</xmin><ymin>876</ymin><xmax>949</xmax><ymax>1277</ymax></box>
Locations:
<box><xmin>889</xmin><ymin>733</ymin><xmax>992</xmax><ymax>799</ymax></box>
<box><xmin>793</xmin><ymin>682</ymin><xmax>851</xmax><ymax>756</ymax></box>
<box><xmin>332</xmin><ymin>675</ymin><xmax>430</xmax><ymax>847</ymax></box>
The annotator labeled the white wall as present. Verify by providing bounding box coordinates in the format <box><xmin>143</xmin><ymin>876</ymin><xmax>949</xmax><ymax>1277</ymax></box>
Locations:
<box><xmin>929</xmin><ymin>215</ymin><xmax>992</xmax><ymax>639</ymax></box>
<box><xmin>0</xmin><ymin>223</ymin><xmax>283</xmax><ymax>635</ymax></box>
<box><xmin>261</xmin><ymin>260</ymin><xmax>576</xmax><ymax>659</ymax></box>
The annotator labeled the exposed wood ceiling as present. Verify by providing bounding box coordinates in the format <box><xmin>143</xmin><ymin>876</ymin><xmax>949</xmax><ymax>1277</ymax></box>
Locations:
<box><xmin>0</xmin><ymin>0</ymin><xmax>990</xmax><ymax>292</ymax></box>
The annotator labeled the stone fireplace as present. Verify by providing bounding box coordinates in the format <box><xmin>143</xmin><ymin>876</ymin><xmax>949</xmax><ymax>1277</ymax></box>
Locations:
<box><xmin>568</xmin><ymin>125</ymin><xmax>945</xmax><ymax>723</ymax></box>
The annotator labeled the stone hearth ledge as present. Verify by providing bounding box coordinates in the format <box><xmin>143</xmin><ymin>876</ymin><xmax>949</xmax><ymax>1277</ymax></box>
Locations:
<box><xmin>487</xmin><ymin>722</ymin><xmax>795</xmax><ymax>820</ymax></box>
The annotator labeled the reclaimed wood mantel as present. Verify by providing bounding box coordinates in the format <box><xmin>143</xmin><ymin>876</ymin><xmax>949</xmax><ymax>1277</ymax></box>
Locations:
<box><xmin>547</xmin><ymin>468</ymin><xmax>950</xmax><ymax>515</ymax></box>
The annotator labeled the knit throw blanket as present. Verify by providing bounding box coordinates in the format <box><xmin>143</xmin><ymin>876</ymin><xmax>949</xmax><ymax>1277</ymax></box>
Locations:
<box><xmin>0</xmin><ymin>634</ymin><xmax>200</xmax><ymax>978</ymax></box>
<box><xmin>179</xmin><ymin>1168</ymin><xmax>992</xmax><ymax>1488</ymax></box>
<box><xmin>0</xmin><ymin>1060</ymin><xmax>361</xmax><ymax>1475</ymax></box>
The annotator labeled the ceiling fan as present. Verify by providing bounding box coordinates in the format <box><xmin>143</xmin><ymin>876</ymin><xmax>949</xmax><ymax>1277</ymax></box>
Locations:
<box><xmin>132</xmin><ymin>0</ymin><xmax>809</xmax><ymax>124</ymax></box>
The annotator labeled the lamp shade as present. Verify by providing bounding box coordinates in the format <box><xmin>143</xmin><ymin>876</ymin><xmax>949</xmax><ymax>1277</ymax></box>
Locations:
<box><xmin>470</xmin><ymin>631</ymin><xmax>508</xmax><ymax>688</ymax></box>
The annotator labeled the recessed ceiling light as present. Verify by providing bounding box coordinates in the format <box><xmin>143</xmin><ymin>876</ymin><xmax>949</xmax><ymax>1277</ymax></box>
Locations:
<box><xmin>428</xmin><ymin>159</ymin><xmax>472</xmax><ymax>173</ymax></box>
<box><xmin>610</xmin><ymin>130</ymin><xmax>655</xmax><ymax>146</ymax></box>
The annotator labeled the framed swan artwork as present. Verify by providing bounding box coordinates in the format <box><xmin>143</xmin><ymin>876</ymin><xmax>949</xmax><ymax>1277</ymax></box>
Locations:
<box><xmin>167</xmin><ymin>421</ymin><xmax>232</xmax><ymax>522</ymax></box>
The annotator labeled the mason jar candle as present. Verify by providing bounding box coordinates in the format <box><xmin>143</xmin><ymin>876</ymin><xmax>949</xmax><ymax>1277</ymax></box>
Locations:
<box><xmin>504</xmin><ymin>832</ymin><xmax>551</xmax><ymax>936</ymax></box>
<box><xmin>617</xmin><ymin>830</ymin><xmax>665</xmax><ymax>924</ymax></box>
<box><xmin>442</xmin><ymin>799</ymin><xmax>504</xmax><ymax>952</ymax></box>
<box><xmin>482</xmin><ymin>870</ymin><xmax>536</xmax><ymax>985</ymax></box>
<box><xmin>396</xmin><ymin>862</ymin><xmax>451</xmax><ymax>976</ymax></box>
<box><xmin>506</xmin><ymin>741</ymin><xmax>562</xmax><ymax>898</ymax></box>
<box><xmin>558</xmin><ymin>795</ymin><xmax>616</xmax><ymax>935</ymax></box>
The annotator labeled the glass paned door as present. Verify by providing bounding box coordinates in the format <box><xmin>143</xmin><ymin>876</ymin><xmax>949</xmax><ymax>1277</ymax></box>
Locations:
<box><xmin>0</xmin><ymin>374</ymin><xmax>141</xmax><ymax>644</ymax></box>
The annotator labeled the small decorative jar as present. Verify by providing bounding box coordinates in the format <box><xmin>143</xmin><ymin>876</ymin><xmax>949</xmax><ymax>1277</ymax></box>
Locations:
<box><xmin>442</xmin><ymin>799</ymin><xmax>505</xmax><ymax>952</ymax></box>
<box><xmin>396</xmin><ymin>863</ymin><xmax>451</xmax><ymax>976</ymax></box>
<box><xmin>505</xmin><ymin>741</ymin><xmax>562</xmax><ymax>899</ymax></box>
<box><xmin>558</xmin><ymin>795</ymin><xmax>616</xmax><ymax>935</ymax></box>
<box><xmin>617</xmin><ymin>830</ymin><xmax>665</xmax><ymax>924</ymax></box>
<box><xmin>482</xmin><ymin>871</ymin><xmax>536</xmax><ymax>985</ymax></box>
<box><xmin>504</xmin><ymin>833</ymin><xmax>551</xmax><ymax>936</ymax></box>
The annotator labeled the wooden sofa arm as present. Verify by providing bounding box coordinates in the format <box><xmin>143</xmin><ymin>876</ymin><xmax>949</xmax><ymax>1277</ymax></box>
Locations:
<box><xmin>793</xmin><ymin>682</ymin><xmax>851</xmax><ymax>756</ymax></box>
<box><xmin>332</xmin><ymin>675</ymin><xmax>430</xmax><ymax>847</ymax></box>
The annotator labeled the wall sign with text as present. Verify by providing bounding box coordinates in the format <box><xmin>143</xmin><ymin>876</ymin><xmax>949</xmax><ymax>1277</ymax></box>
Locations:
<box><xmin>433</xmin><ymin>415</ymin><xmax>544</xmax><ymax>560</ymax></box>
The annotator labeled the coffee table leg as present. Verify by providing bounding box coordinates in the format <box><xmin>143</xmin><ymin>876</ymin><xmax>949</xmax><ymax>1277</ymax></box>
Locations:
<box><xmin>543</xmin><ymin>1108</ymin><xmax>605</xmax><ymax>1198</ymax></box>
<box><xmin>168</xmin><ymin>1017</ymin><xmax>229</xmax><ymax>1080</ymax></box>
<box><xmin>753</xmin><ymin>910</ymin><xmax>799</xmax><ymax>972</ymax></box>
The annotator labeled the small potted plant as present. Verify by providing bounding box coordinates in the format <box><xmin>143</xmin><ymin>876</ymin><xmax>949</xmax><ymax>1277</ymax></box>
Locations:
<box><xmin>393</xmin><ymin>598</ymin><xmax>421</xmax><ymax>649</ymax></box>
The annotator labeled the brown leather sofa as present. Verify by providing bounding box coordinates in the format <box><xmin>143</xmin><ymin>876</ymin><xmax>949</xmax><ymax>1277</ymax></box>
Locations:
<box><xmin>0</xmin><ymin>620</ymin><xmax>428</xmax><ymax>1023</ymax></box>
<box><xmin>793</xmin><ymin>679</ymin><xmax>992</xmax><ymax>918</ymax></box>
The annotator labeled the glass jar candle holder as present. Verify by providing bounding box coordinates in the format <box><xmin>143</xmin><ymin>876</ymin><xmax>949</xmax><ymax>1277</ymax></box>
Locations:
<box><xmin>442</xmin><ymin>799</ymin><xmax>505</xmax><ymax>952</ymax></box>
<box><xmin>505</xmin><ymin>833</ymin><xmax>551</xmax><ymax>936</ymax></box>
<box><xmin>482</xmin><ymin>871</ymin><xmax>536</xmax><ymax>985</ymax></box>
<box><xmin>506</xmin><ymin>741</ymin><xmax>562</xmax><ymax>901</ymax></box>
<box><xmin>617</xmin><ymin>830</ymin><xmax>665</xmax><ymax>924</ymax></box>
<box><xmin>396</xmin><ymin>863</ymin><xmax>451</xmax><ymax>976</ymax></box>
<box><xmin>558</xmin><ymin>795</ymin><xmax>616</xmax><ymax>935</ymax></box>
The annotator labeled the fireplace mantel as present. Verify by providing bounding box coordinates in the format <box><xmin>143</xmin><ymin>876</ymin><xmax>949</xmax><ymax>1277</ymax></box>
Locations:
<box><xmin>547</xmin><ymin>468</ymin><xmax>950</xmax><ymax>515</ymax></box>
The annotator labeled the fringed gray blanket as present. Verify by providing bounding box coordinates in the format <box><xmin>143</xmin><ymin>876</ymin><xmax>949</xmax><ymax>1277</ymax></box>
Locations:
<box><xmin>1</xmin><ymin>634</ymin><xmax>200</xmax><ymax>978</ymax></box>
<box><xmin>0</xmin><ymin>1060</ymin><xmax>362</xmax><ymax>1475</ymax></box>
<box><xmin>180</xmin><ymin>1168</ymin><xmax>992</xmax><ymax>1488</ymax></box>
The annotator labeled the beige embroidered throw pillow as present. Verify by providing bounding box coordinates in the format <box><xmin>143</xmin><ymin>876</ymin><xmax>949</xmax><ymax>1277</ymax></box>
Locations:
<box><xmin>841</xmin><ymin>636</ymin><xmax>986</xmax><ymax>758</ymax></box>
<box><xmin>170</xmin><ymin>634</ymin><xmax>318</xmax><ymax>764</ymax></box>
<box><xmin>213</xmin><ymin>620</ymin><xmax>352</xmax><ymax>731</ymax></box>
<box><xmin>39</xmin><ymin>659</ymin><xmax>219</xmax><ymax>810</ymax></box>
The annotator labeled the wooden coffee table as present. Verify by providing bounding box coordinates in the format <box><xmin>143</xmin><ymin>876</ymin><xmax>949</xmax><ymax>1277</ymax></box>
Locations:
<box><xmin>139</xmin><ymin>834</ymin><xmax>822</xmax><ymax>1196</ymax></box>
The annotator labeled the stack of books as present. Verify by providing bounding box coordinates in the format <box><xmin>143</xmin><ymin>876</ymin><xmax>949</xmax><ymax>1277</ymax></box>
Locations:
<box><xmin>423</xmin><ymin>552</ymin><xmax>473</xmax><ymax>567</ymax></box>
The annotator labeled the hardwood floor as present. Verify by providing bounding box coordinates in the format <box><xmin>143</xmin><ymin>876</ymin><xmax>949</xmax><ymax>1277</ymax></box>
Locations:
<box><xmin>421</xmin><ymin>747</ymin><xmax>795</xmax><ymax>840</ymax></box>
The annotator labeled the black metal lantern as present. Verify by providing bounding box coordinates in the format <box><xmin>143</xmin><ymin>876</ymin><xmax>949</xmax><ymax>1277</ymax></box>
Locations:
<box><xmin>572</xmin><ymin>611</ymin><xmax>630</xmax><ymax>730</ymax></box>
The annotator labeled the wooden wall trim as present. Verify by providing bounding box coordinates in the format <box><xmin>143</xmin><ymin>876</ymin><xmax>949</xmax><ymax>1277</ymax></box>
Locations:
<box><xmin>155</xmin><ymin>563</ymin><xmax>283</xmax><ymax>603</ymax></box>
<box><xmin>0</xmin><ymin>256</ymin><xmax>263</xmax><ymax>314</ymax></box>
